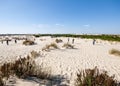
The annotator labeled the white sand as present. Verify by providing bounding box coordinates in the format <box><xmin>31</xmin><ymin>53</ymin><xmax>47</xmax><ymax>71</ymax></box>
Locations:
<box><xmin>0</xmin><ymin>36</ymin><xmax>120</xmax><ymax>86</ymax></box>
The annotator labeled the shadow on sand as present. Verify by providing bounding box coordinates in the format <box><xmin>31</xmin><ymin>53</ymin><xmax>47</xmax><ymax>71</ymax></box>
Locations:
<box><xmin>24</xmin><ymin>74</ymin><xmax>70</xmax><ymax>86</ymax></box>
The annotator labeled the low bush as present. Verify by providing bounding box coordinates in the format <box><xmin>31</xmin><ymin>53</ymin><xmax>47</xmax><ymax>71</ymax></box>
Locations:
<box><xmin>0</xmin><ymin>76</ymin><xmax>4</xmax><ymax>86</ymax></box>
<box><xmin>42</xmin><ymin>43</ymin><xmax>58</xmax><ymax>51</ymax></box>
<box><xmin>23</xmin><ymin>40</ymin><xmax>35</xmax><ymax>45</ymax></box>
<box><xmin>50</xmin><ymin>43</ymin><xmax>58</xmax><ymax>49</ymax></box>
<box><xmin>109</xmin><ymin>49</ymin><xmax>120</xmax><ymax>57</ymax></box>
<box><xmin>75</xmin><ymin>67</ymin><xmax>117</xmax><ymax>86</ymax></box>
<box><xmin>0</xmin><ymin>55</ymin><xmax>51</xmax><ymax>85</ymax></box>
<box><xmin>30</xmin><ymin>51</ymin><xmax>40</xmax><ymax>58</ymax></box>
<box><xmin>63</xmin><ymin>43</ymin><xmax>74</xmax><ymax>49</ymax></box>
<box><xmin>55</xmin><ymin>39</ymin><xmax>63</xmax><ymax>43</ymax></box>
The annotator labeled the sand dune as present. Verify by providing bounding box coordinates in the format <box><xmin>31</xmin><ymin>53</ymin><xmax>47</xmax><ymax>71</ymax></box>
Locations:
<box><xmin>0</xmin><ymin>36</ymin><xmax>120</xmax><ymax>86</ymax></box>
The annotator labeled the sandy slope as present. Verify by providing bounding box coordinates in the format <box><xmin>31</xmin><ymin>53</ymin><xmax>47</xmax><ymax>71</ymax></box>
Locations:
<box><xmin>0</xmin><ymin>36</ymin><xmax>120</xmax><ymax>86</ymax></box>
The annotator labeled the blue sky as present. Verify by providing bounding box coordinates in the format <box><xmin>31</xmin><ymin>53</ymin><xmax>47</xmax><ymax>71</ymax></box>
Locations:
<box><xmin>0</xmin><ymin>0</ymin><xmax>120</xmax><ymax>34</ymax></box>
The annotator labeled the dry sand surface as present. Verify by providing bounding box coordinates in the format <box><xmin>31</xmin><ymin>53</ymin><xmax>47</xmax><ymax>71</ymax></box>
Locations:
<box><xmin>0</xmin><ymin>36</ymin><xmax>120</xmax><ymax>86</ymax></box>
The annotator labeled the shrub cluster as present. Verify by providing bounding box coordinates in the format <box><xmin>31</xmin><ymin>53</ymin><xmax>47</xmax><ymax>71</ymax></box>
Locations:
<box><xmin>63</xmin><ymin>43</ymin><xmax>74</xmax><ymax>49</ymax></box>
<box><xmin>42</xmin><ymin>43</ymin><xmax>58</xmax><ymax>51</ymax></box>
<box><xmin>55</xmin><ymin>39</ymin><xmax>63</xmax><ymax>43</ymax></box>
<box><xmin>0</xmin><ymin>55</ymin><xmax>50</xmax><ymax>86</ymax></box>
<box><xmin>0</xmin><ymin>76</ymin><xmax>4</xmax><ymax>86</ymax></box>
<box><xmin>75</xmin><ymin>67</ymin><xmax>118</xmax><ymax>86</ymax></box>
<box><xmin>23</xmin><ymin>40</ymin><xmax>35</xmax><ymax>45</ymax></box>
<box><xmin>109</xmin><ymin>49</ymin><xmax>120</xmax><ymax>57</ymax></box>
<box><xmin>30</xmin><ymin>50</ymin><xmax>40</xmax><ymax>58</ymax></box>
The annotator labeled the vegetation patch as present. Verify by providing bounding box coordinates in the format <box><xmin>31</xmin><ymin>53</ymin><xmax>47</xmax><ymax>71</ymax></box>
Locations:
<box><xmin>0</xmin><ymin>76</ymin><xmax>4</xmax><ymax>86</ymax></box>
<box><xmin>42</xmin><ymin>43</ymin><xmax>59</xmax><ymax>51</ymax></box>
<box><xmin>23</xmin><ymin>40</ymin><xmax>35</xmax><ymax>45</ymax></box>
<box><xmin>55</xmin><ymin>39</ymin><xmax>63</xmax><ymax>43</ymax></box>
<box><xmin>109</xmin><ymin>49</ymin><xmax>120</xmax><ymax>57</ymax></box>
<box><xmin>75</xmin><ymin>67</ymin><xmax>118</xmax><ymax>86</ymax></box>
<box><xmin>0</xmin><ymin>55</ymin><xmax>51</xmax><ymax>86</ymax></box>
<box><xmin>30</xmin><ymin>51</ymin><xmax>40</xmax><ymax>58</ymax></box>
<box><xmin>63</xmin><ymin>43</ymin><xmax>74</xmax><ymax>49</ymax></box>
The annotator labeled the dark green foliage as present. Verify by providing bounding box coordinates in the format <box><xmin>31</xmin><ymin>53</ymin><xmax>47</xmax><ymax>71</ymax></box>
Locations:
<box><xmin>80</xmin><ymin>34</ymin><xmax>120</xmax><ymax>42</ymax></box>
<box><xmin>33</xmin><ymin>34</ymin><xmax>120</xmax><ymax>42</ymax></box>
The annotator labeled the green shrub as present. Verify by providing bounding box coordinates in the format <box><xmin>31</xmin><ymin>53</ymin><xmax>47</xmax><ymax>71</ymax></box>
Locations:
<box><xmin>33</xmin><ymin>34</ymin><xmax>120</xmax><ymax>42</ymax></box>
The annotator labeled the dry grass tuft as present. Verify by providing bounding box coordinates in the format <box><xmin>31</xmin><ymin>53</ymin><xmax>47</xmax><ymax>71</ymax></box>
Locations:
<box><xmin>109</xmin><ymin>49</ymin><xmax>120</xmax><ymax>57</ymax></box>
<box><xmin>23</xmin><ymin>40</ymin><xmax>35</xmax><ymax>45</ymax></box>
<box><xmin>42</xmin><ymin>43</ymin><xmax>58</xmax><ymax>51</ymax></box>
<box><xmin>55</xmin><ymin>39</ymin><xmax>63</xmax><ymax>43</ymax></box>
<box><xmin>0</xmin><ymin>76</ymin><xmax>4</xmax><ymax>86</ymax></box>
<box><xmin>30</xmin><ymin>51</ymin><xmax>40</xmax><ymax>58</ymax></box>
<box><xmin>63</xmin><ymin>43</ymin><xmax>74</xmax><ymax>49</ymax></box>
<box><xmin>0</xmin><ymin>55</ymin><xmax>51</xmax><ymax>85</ymax></box>
<box><xmin>50</xmin><ymin>43</ymin><xmax>58</xmax><ymax>49</ymax></box>
<box><xmin>0</xmin><ymin>57</ymin><xmax>50</xmax><ymax>79</ymax></box>
<box><xmin>75</xmin><ymin>67</ymin><xmax>118</xmax><ymax>86</ymax></box>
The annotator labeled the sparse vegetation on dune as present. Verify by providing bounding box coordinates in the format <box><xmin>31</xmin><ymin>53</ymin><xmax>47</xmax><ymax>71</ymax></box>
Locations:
<box><xmin>0</xmin><ymin>55</ymin><xmax>51</xmax><ymax>85</ymax></box>
<box><xmin>63</xmin><ymin>43</ymin><xmax>74</xmax><ymax>49</ymax></box>
<box><xmin>109</xmin><ymin>49</ymin><xmax>120</xmax><ymax>57</ymax></box>
<box><xmin>0</xmin><ymin>56</ymin><xmax>119</xmax><ymax>86</ymax></box>
<box><xmin>55</xmin><ymin>39</ymin><xmax>63</xmax><ymax>43</ymax></box>
<box><xmin>42</xmin><ymin>43</ymin><xmax>58</xmax><ymax>51</ymax></box>
<box><xmin>80</xmin><ymin>35</ymin><xmax>120</xmax><ymax>42</ymax></box>
<box><xmin>0</xmin><ymin>76</ymin><xmax>4</xmax><ymax>86</ymax></box>
<box><xmin>30</xmin><ymin>50</ymin><xmax>40</xmax><ymax>58</ymax></box>
<box><xmin>75</xmin><ymin>67</ymin><xmax>118</xmax><ymax>86</ymax></box>
<box><xmin>23</xmin><ymin>40</ymin><xmax>35</xmax><ymax>45</ymax></box>
<box><xmin>50</xmin><ymin>43</ymin><xmax>58</xmax><ymax>49</ymax></box>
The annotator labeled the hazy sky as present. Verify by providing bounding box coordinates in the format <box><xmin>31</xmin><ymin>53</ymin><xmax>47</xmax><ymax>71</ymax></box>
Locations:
<box><xmin>0</xmin><ymin>0</ymin><xmax>120</xmax><ymax>34</ymax></box>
